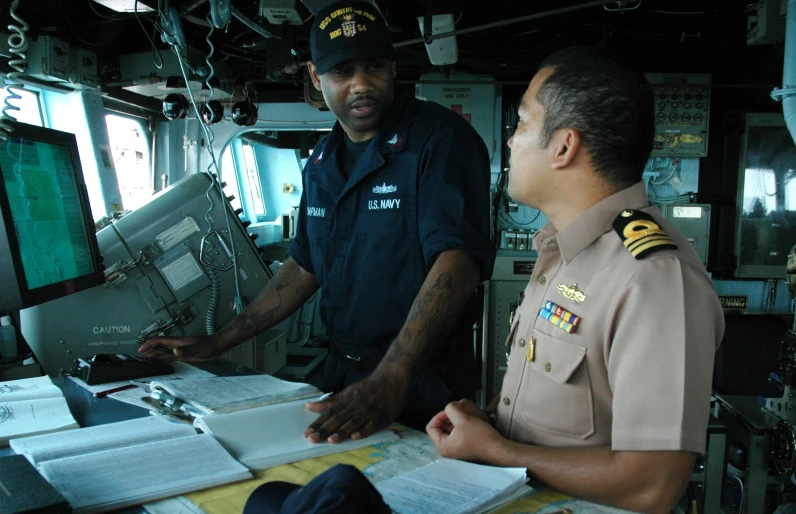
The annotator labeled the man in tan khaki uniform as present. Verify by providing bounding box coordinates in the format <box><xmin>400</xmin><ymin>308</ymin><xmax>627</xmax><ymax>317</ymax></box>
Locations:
<box><xmin>426</xmin><ymin>46</ymin><xmax>724</xmax><ymax>514</ymax></box>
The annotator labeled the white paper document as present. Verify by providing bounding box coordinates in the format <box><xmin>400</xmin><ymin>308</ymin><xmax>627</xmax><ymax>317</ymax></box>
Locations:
<box><xmin>106</xmin><ymin>385</ymin><xmax>156</xmax><ymax>410</ymax></box>
<box><xmin>375</xmin><ymin>458</ymin><xmax>529</xmax><ymax>514</ymax></box>
<box><xmin>11</xmin><ymin>416</ymin><xmax>250</xmax><ymax>514</ymax></box>
<box><xmin>11</xmin><ymin>416</ymin><xmax>195</xmax><ymax>465</ymax></box>
<box><xmin>37</xmin><ymin>434</ymin><xmax>250</xmax><ymax>514</ymax></box>
<box><xmin>143</xmin><ymin>495</ymin><xmax>207</xmax><ymax>514</ymax></box>
<box><xmin>151</xmin><ymin>374</ymin><xmax>322</xmax><ymax>415</ymax></box>
<box><xmin>194</xmin><ymin>397</ymin><xmax>399</xmax><ymax>470</ymax></box>
<box><xmin>0</xmin><ymin>375</ymin><xmax>63</xmax><ymax>401</ymax></box>
<box><xmin>0</xmin><ymin>376</ymin><xmax>79</xmax><ymax>445</ymax></box>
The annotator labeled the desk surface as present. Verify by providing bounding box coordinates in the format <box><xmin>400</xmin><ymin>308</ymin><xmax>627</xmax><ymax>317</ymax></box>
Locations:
<box><xmin>55</xmin><ymin>359</ymin><xmax>257</xmax><ymax>427</ymax></box>
<box><xmin>183</xmin><ymin>427</ymin><xmax>635</xmax><ymax>514</ymax></box>
<box><xmin>12</xmin><ymin>360</ymin><xmax>636</xmax><ymax>514</ymax></box>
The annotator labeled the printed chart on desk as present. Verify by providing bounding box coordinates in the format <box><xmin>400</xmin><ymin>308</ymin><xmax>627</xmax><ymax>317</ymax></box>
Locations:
<box><xmin>182</xmin><ymin>428</ymin><xmax>440</xmax><ymax>514</ymax></box>
<box><xmin>181</xmin><ymin>429</ymin><xmax>633</xmax><ymax>514</ymax></box>
<box><xmin>492</xmin><ymin>493</ymin><xmax>636</xmax><ymax>514</ymax></box>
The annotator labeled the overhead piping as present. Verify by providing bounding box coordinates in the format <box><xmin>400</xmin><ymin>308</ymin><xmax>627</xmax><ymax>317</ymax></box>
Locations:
<box><xmin>150</xmin><ymin>123</ymin><xmax>158</xmax><ymax>194</ymax></box>
<box><xmin>230</xmin><ymin>6</ymin><xmax>279</xmax><ymax>39</ymax></box>
<box><xmin>182</xmin><ymin>0</ymin><xmax>208</xmax><ymax>13</ymax></box>
<box><xmin>772</xmin><ymin>0</ymin><xmax>796</xmax><ymax>145</ymax></box>
<box><xmin>393</xmin><ymin>0</ymin><xmax>633</xmax><ymax>48</ymax></box>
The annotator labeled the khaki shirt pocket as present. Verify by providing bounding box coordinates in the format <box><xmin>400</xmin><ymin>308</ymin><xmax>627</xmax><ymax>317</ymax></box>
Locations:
<box><xmin>517</xmin><ymin>331</ymin><xmax>595</xmax><ymax>439</ymax></box>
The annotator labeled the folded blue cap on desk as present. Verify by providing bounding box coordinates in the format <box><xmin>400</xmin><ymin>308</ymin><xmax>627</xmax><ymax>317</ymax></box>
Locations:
<box><xmin>243</xmin><ymin>464</ymin><xmax>390</xmax><ymax>514</ymax></box>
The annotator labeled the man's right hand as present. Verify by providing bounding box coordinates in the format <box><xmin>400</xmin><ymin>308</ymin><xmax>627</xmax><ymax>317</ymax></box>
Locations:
<box><xmin>426</xmin><ymin>399</ymin><xmax>502</xmax><ymax>463</ymax></box>
<box><xmin>449</xmin><ymin>398</ymin><xmax>492</xmax><ymax>423</ymax></box>
<box><xmin>138</xmin><ymin>335</ymin><xmax>223</xmax><ymax>362</ymax></box>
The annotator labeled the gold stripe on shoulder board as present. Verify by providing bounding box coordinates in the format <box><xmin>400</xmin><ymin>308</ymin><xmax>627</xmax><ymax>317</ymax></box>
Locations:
<box><xmin>613</xmin><ymin>209</ymin><xmax>677</xmax><ymax>260</ymax></box>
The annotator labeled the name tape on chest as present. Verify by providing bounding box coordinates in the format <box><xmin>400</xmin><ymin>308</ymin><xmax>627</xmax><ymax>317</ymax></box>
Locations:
<box><xmin>612</xmin><ymin>209</ymin><xmax>677</xmax><ymax>259</ymax></box>
<box><xmin>368</xmin><ymin>198</ymin><xmax>401</xmax><ymax>210</ymax></box>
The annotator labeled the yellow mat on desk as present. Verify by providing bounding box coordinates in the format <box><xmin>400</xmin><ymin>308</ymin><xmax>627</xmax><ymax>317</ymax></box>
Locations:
<box><xmin>185</xmin><ymin>427</ymin><xmax>586</xmax><ymax>514</ymax></box>
<box><xmin>185</xmin><ymin>443</ymin><xmax>390</xmax><ymax>514</ymax></box>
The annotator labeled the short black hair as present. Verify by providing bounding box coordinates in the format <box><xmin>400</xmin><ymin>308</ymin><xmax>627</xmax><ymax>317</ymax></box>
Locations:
<box><xmin>536</xmin><ymin>46</ymin><xmax>654</xmax><ymax>188</ymax></box>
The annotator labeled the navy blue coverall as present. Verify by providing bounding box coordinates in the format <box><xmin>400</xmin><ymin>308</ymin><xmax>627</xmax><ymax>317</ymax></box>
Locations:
<box><xmin>289</xmin><ymin>88</ymin><xmax>495</xmax><ymax>428</ymax></box>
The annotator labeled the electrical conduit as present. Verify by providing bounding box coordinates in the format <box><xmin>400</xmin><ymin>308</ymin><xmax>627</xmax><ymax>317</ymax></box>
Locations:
<box><xmin>774</xmin><ymin>0</ymin><xmax>796</xmax><ymax>145</ymax></box>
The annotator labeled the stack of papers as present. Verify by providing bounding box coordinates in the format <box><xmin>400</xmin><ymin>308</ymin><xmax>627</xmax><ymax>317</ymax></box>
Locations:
<box><xmin>10</xmin><ymin>416</ymin><xmax>251</xmax><ymax>513</ymax></box>
<box><xmin>194</xmin><ymin>397</ymin><xmax>399</xmax><ymax>470</ymax></box>
<box><xmin>11</xmin><ymin>417</ymin><xmax>196</xmax><ymax>466</ymax></box>
<box><xmin>374</xmin><ymin>458</ymin><xmax>531</xmax><ymax>514</ymax></box>
<box><xmin>0</xmin><ymin>376</ymin><xmax>78</xmax><ymax>445</ymax></box>
<box><xmin>150</xmin><ymin>374</ymin><xmax>322</xmax><ymax>415</ymax></box>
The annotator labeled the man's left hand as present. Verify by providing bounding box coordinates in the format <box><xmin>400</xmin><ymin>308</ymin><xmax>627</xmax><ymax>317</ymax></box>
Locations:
<box><xmin>426</xmin><ymin>401</ymin><xmax>503</xmax><ymax>462</ymax></box>
<box><xmin>304</xmin><ymin>373</ymin><xmax>405</xmax><ymax>444</ymax></box>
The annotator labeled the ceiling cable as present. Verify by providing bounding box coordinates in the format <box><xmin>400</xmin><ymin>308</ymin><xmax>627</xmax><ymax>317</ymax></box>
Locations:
<box><xmin>394</xmin><ymin>0</ymin><xmax>634</xmax><ymax>48</ymax></box>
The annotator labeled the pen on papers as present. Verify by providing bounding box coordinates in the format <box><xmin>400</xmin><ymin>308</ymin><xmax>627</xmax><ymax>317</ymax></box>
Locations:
<box><xmin>319</xmin><ymin>392</ymin><xmax>334</xmax><ymax>401</ymax></box>
<box><xmin>94</xmin><ymin>384</ymin><xmax>138</xmax><ymax>398</ymax></box>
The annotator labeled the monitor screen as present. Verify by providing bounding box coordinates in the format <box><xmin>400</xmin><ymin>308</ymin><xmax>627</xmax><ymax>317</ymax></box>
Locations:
<box><xmin>0</xmin><ymin>120</ymin><xmax>104</xmax><ymax>311</ymax></box>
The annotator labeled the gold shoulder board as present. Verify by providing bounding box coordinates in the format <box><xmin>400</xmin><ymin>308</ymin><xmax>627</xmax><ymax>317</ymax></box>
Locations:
<box><xmin>612</xmin><ymin>209</ymin><xmax>677</xmax><ymax>260</ymax></box>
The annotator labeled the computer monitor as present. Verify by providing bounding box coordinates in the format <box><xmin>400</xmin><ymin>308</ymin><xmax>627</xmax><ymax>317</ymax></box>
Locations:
<box><xmin>0</xmin><ymin>120</ymin><xmax>104</xmax><ymax>312</ymax></box>
<box><xmin>21</xmin><ymin>172</ymin><xmax>278</xmax><ymax>376</ymax></box>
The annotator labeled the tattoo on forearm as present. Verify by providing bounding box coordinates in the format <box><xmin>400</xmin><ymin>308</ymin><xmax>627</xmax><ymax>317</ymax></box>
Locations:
<box><xmin>393</xmin><ymin>272</ymin><xmax>454</xmax><ymax>363</ymax></box>
<box><xmin>222</xmin><ymin>280</ymin><xmax>289</xmax><ymax>339</ymax></box>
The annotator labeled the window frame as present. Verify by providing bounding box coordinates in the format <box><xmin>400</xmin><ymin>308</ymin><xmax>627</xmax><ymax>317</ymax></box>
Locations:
<box><xmin>0</xmin><ymin>87</ymin><xmax>45</xmax><ymax>127</ymax></box>
<box><xmin>104</xmin><ymin>112</ymin><xmax>154</xmax><ymax>211</ymax></box>
<box><xmin>219</xmin><ymin>144</ymin><xmax>243</xmax><ymax>215</ymax></box>
<box><xmin>237</xmin><ymin>140</ymin><xmax>267</xmax><ymax>222</ymax></box>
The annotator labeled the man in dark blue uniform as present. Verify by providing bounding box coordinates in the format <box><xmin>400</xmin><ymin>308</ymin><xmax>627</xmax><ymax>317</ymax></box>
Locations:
<box><xmin>141</xmin><ymin>0</ymin><xmax>494</xmax><ymax>443</ymax></box>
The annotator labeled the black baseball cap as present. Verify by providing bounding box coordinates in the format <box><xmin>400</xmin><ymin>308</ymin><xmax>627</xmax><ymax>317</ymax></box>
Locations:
<box><xmin>310</xmin><ymin>1</ymin><xmax>397</xmax><ymax>75</ymax></box>
<box><xmin>242</xmin><ymin>464</ymin><xmax>391</xmax><ymax>514</ymax></box>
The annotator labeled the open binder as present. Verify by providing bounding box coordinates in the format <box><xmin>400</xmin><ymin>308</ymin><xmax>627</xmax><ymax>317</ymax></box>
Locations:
<box><xmin>148</xmin><ymin>374</ymin><xmax>323</xmax><ymax>416</ymax></box>
<box><xmin>7</xmin><ymin>373</ymin><xmax>398</xmax><ymax>513</ymax></box>
<box><xmin>10</xmin><ymin>416</ymin><xmax>251</xmax><ymax>514</ymax></box>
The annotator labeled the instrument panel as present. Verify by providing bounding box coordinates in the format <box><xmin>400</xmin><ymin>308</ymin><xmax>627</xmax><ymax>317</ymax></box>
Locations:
<box><xmin>645</xmin><ymin>73</ymin><xmax>711</xmax><ymax>158</ymax></box>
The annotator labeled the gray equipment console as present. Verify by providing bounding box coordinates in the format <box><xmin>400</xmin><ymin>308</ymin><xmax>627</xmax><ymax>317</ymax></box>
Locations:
<box><xmin>21</xmin><ymin>173</ymin><xmax>272</xmax><ymax>376</ymax></box>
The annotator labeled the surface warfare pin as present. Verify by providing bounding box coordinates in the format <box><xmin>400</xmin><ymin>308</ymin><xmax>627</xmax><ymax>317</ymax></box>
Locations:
<box><xmin>556</xmin><ymin>283</ymin><xmax>586</xmax><ymax>303</ymax></box>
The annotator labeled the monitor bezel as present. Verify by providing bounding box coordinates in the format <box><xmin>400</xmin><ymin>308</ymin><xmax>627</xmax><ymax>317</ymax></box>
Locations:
<box><xmin>0</xmin><ymin>120</ymin><xmax>104</xmax><ymax>310</ymax></box>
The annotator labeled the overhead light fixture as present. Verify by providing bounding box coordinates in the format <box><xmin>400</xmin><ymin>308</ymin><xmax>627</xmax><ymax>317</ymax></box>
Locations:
<box><xmin>90</xmin><ymin>0</ymin><xmax>154</xmax><ymax>13</ymax></box>
<box><xmin>417</xmin><ymin>14</ymin><xmax>458</xmax><ymax>66</ymax></box>
<box><xmin>201</xmin><ymin>100</ymin><xmax>225</xmax><ymax>125</ymax></box>
<box><xmin>162</xmin><ymin>93</ymin><xmax>189</xmax><ymax>120</ymax></box>
<box><xmin>260</xmin><ymin>0</ymin><xmax>304</xmax><ymax>25</ymax></box>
